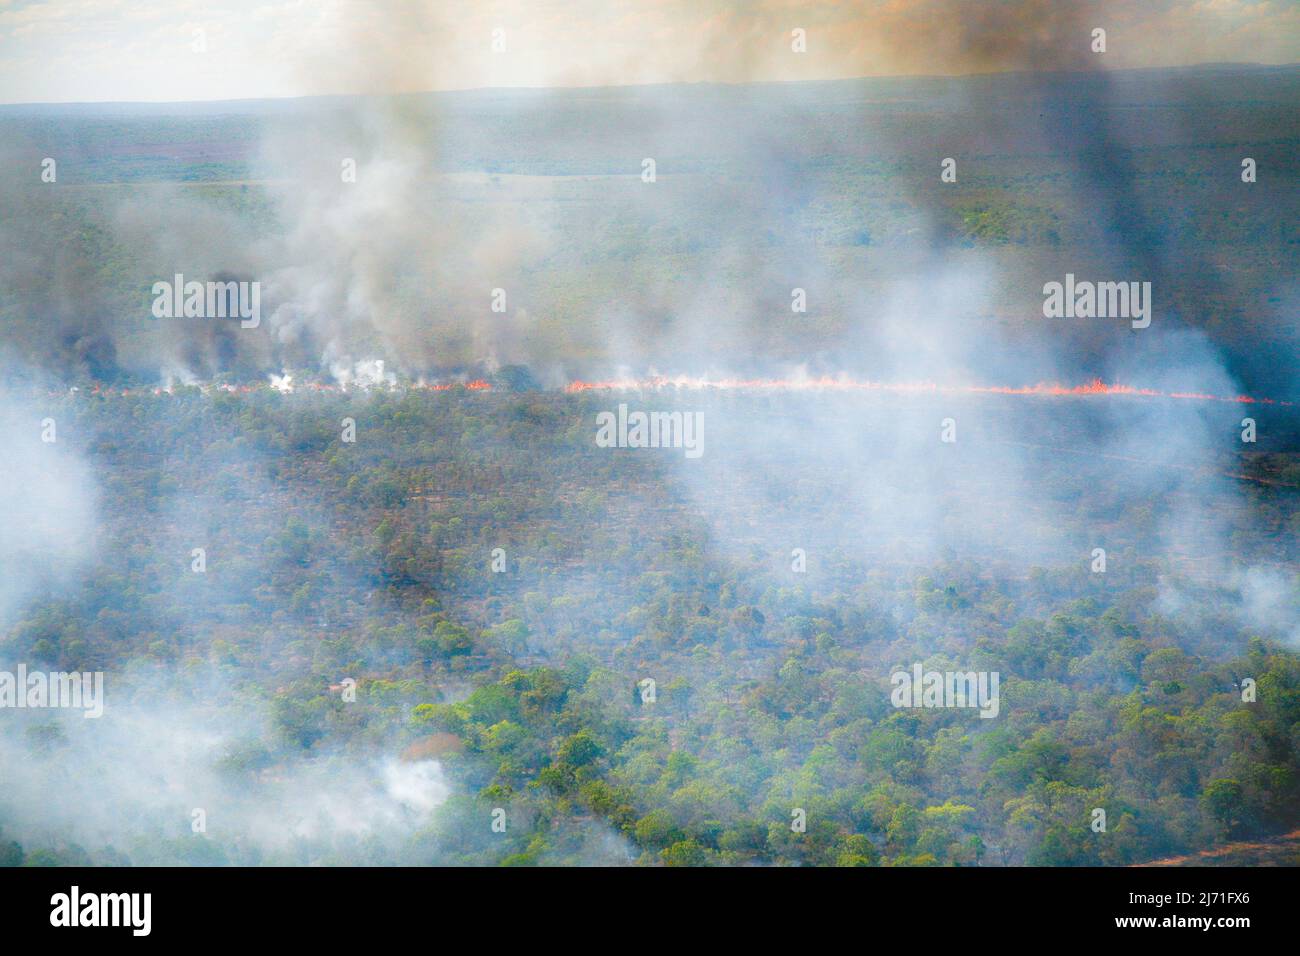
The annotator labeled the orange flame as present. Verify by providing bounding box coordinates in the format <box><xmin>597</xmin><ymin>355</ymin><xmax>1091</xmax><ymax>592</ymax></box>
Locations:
<box><xmin>564</xmin><ymin>375</ymin><xmax>1292</xmax><ymax>405</ymax></box>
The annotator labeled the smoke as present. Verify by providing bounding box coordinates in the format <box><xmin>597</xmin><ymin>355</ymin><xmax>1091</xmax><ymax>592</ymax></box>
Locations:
<box><xmin>1235</xmin><ymin>566</ymin><xmax>1300</xmax><ymax>646</ymax></box>
<box><xmin>0</xmin><ymin>376</ymin><xmax>454</xmax><ymax>864</ymax></box>
<box><xmin>0</xmin><ymin>4</ymin><xmax>1295</xmax><ymax>392</ymax></box>
<box><xmin>0</xmin><ymin>377</ymin><xmax>99</xmax><ymax>628</ymax></box>
<box><xmin>253</xmin><ymin>99</ymin><xmax>547</xmax><ymax>378</ymax></box>
<box><xmin>0</xmin><ymin>688</ymin><xmax>452</xmax><ymax>864</ymax></box>
<box><xmin>1158</xmin><ymin>565</ymin><xmax>1300</xmax><ymax>649</ymax></box>
<box><xmin>0</xmin><ymin>1</ymin><xmax>1295</xmax><ymax>867</ymax></box>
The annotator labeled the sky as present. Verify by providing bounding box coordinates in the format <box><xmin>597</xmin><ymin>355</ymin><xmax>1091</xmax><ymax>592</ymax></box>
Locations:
<box><xmin>0</xmin><ymin>0</ymin><xmax>1297</xmax><ymax>104</ymax></box>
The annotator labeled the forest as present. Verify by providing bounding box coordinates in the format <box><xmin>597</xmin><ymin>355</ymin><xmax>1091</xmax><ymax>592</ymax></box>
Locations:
<box><xmin>0</xmin><ymin>63</ymin><xmax>1296</xmax><ymax>867</ymax></box>
<box><xmin>0</xmin><ymin>383</ymin><xmax>1296</xmax><ymax>866</ymax></box>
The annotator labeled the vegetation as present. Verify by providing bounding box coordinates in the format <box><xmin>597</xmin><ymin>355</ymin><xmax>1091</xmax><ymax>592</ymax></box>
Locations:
<box><xmin>1</xmin><ymin>388</ymin><xmax>1296</xmax><ymax>866</ymax></box>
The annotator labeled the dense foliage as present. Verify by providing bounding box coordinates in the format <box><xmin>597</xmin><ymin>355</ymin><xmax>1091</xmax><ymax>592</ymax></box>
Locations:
<box><xmin>2</xmin><ymin>388</ymin><xmax>1296</xmax><ymax>866</ymax></box>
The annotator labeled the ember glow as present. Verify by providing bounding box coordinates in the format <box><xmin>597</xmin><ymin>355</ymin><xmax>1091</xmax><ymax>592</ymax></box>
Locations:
<box><xmin>565</xmin><ymin>376</ymin><xmax>1293</xmax><ymax>405</ymax></box>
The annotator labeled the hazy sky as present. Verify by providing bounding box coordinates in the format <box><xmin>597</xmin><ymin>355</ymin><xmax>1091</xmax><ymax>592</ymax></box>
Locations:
<box><xmin>1</xmin><ymin>0</ymin><xmax>1297</xmax><ymax>104</ymax></box>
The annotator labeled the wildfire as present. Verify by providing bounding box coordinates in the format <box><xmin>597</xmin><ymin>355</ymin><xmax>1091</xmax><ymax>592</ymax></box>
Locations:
<box><xmin>58</xmin><ymin>375</ymin><xmax>1295</xmax><ymax>406</ymax></box>
<box><xmin>423</xmin><ymin>380</ymin><xmax>492</xmax><ymax>392</ymax></box>
<box><xmin>564</xmin><ymin>376</ymin><xmax>1292</xmax><ymax>405</ymax></box>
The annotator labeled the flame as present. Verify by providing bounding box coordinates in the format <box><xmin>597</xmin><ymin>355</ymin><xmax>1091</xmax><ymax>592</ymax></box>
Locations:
<box><xmin>564</xmin><ymin>375</ymin><xmax>1292</xmax><ymax>405</ymax></box>
<box><xmin>56</xmin><ymin>375</ymin><xmax>1295</xmax><ymax>406</ymax></box>
<box><xmin>423</xmin><ymin>380</ymin><xmax>491</xmax><ymax>392</ymax></box>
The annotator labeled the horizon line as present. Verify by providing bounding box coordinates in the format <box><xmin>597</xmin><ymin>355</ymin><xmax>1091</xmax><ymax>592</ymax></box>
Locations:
<box><xmin>1</xmin><ymin>60</ymin><xmax>1295</xmax><ymax>111</ymax></box>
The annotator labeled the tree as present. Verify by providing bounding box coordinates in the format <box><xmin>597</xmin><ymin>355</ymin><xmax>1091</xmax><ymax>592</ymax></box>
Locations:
<box><xmin>1201</xmin><ymin>779</ymin><xmax>1246</xmax><ymax>834</ymax></box>
<box><xmin>661</xmin><ymin>840</ymin><xmax>709</xmax><ymax>867</ymax></box>
<box><xmin>557</xmin><ymin>730</ymin><xmax>605</xmax><ymax>768</ymax></box>
<box><xmin>634</xmin><ymin>810</ymin><xmax>682</xmax><ymax>851</ymax></box>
